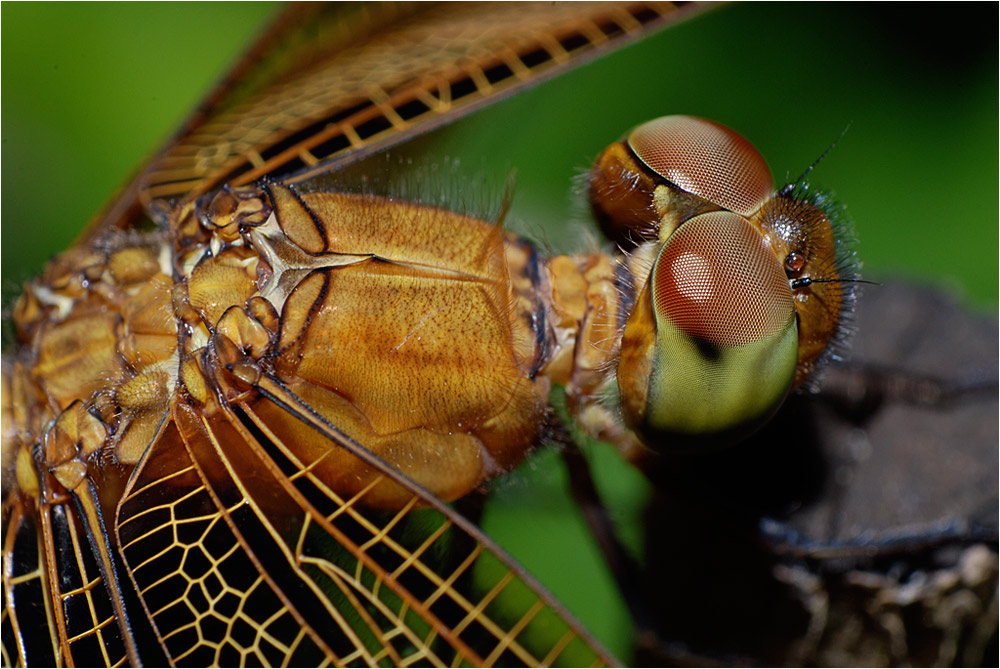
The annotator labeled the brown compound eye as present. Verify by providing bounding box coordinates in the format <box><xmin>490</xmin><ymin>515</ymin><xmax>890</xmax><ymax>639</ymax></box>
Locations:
<box><xmin>588</xmin><ymin>116</ymin><xmax>777</xmax><ymax>248</ymax></box>
<box><xmin>627</xmin><ymin>115</ymin><xmax>775</xmax><ymax>217</ymax></box>
<box><xmin>651</xmin><ymin>212</ymin><xmax>793</xmax><ymax>349</ymax></box>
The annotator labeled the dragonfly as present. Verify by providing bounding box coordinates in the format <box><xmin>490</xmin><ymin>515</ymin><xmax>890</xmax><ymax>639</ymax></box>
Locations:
<box><xmin>1</xmin><ymin>2</ymin><xmax>992</xmax><ymax>664</ymax></box>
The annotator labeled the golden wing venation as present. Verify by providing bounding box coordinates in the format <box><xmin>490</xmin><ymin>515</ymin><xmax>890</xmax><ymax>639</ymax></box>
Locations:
<box><xmin>110</xmin><ymin>383</ymin><xmax>610</xmax><ymax>666</ymax></box>
<box><xmin>4</xmin><ymin>3</ymin><xmax>707</xmax><ymax>666</ymax></box>
<box><xmin>76</xmin><ymin>2</ymin><xmax>693</xmax><ymax>246</ymax></box>
<box><xmin>141</xmin><ymin>2</ymin><xmax>678</xmax><ymax>199</ymax></box>
<box><xmin>3</xmin><ymin>499</ymin><xmax>61</xmax><ymax>667</ymax></box>
<box><xmin>117</xmin><ymin>416</ymin><xmax>335</xmax><ymax>667</ymax></box>
<box><xmin>4</xmin><ymin>478</ymin><xmax>130</xmax><ymax>667</ymax></box>
<box><xmin>5</xmin><ymin>166</ymin><xmax>629</xmax><ymax>664</ymax></box>
<box><xmin>6</xmin><ymin>175</ymin><xmax>622</xmax><ymax>665</ymax></box>
<box><xmin>243</xmin><ymin>374</ymin><xmax>608</xmax><ymax>665</ymax></box>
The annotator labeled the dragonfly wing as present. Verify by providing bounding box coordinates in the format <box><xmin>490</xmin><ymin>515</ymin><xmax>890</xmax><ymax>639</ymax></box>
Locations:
<box><xmin>115</xmin><ymin>386</ymin><xmax>615</xmax><ymax>666</ymax></box>
<box><xmin>77</xmin><ymin>2</ymin><xmax>697</xmax><ymax>243</ymax></box>
<box><xmin>3</xmin><ymin>477</ymin><xmax>135</xmax><ymax>667</ymax></box>
<box><xmin>117</xmin><ymin>406</ymin><xmax>337</xmax><ymax>666</ymax></box>
<box><xmin>3</xmin><ymin>498</ymin><xmax>61</xmax><ymax>667</ymax></box>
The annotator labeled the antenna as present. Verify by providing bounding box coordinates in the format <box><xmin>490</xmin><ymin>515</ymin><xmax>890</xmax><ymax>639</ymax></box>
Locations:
<box><xmin>790</xmin><ymin>276</ymin><xmax>878</xmax><ymax>290</ymax></box>
<box><xmin>780</xmin><ymin>123</ymin><xmax>852</xmax><ymax>196</ymax></box>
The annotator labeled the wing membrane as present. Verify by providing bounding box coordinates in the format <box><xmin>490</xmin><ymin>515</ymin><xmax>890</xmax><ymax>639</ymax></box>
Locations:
<box><xmin>246</xmin><ymin>373</ymin><xmax>611</xmax><ymax>665</ymax></box>
<box><xmin>2</xmin><ymin>477</ymin><xmax>131</xmax><ymax>667</ymax></box>
<box><xmin>77</xmin><ymin>2</ymin><xmax>693</xmax><ymax>245</ymax></box>
<box><xmin>3</xmin><ymin>499</ymin><xmax>59</xmax><ymax>667</ymax></box>
<box><xmin>117</xmin><ymin>415</ymin><xmax>334</xmax><ymax>666</ymax></box>
<box><xmin>115</xmin><ymin>372</ymin><xmax>615</xmax><ymax>666</ymax></box>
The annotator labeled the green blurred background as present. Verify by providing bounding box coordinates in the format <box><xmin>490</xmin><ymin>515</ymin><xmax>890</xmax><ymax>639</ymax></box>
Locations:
<box><xmin>3</xmin><ymin>3</ymin><xmax>996</xmax><ymax>306</ymax></box>
<box><xmin>3</xmin><ymin>2</ymin><xmax>997</xmax><ymax>662</ymax></box>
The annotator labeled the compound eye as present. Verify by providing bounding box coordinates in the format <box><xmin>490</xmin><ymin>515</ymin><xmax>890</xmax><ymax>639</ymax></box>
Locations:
<box><xmin>634</xmin><ymin>211</ymin><xmax>798</xmax><ymax>449</ymax></box>
<box><xmin>653</xmin><ymin>212</ymin><xmax>793</xmax><ymax>347</ymax></box>
<box><xmin>628</xmin><ymin>116</ymin><xmax>774</xmax><ymax>217</ymax></box>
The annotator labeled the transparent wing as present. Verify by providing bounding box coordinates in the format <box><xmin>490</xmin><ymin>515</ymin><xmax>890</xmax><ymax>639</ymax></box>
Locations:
<box><xmin>116</xmin><ymin>380</ymin><xmax>614</xmax><ymax>666</ymax></box>
<box><xmin>3</xmin><ymin>477</ymin><xmax>131</xmax><ymax>667</ymax></box>
<box><xmin>76</xmin><ymin>2</ymin><xmax>695</xmax><ymax>244</ymax></box>
<box><xmin>3</xmin><ymin>498</ymin><xmax>60</xmax><ymax>668</ymax></box>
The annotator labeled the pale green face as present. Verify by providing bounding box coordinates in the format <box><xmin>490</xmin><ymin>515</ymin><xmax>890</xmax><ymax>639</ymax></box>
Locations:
<box><xmin>642</xmin><ymin>211</ymin><xmax>798</xmax><ymax>449</ymax></box>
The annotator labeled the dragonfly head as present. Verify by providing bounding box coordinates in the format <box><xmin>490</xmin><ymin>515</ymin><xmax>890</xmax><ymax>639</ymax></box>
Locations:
<box><xmin>591</xmin><ymin>116</ymin><xmax>855</xmax><ymax>452</ymax></box>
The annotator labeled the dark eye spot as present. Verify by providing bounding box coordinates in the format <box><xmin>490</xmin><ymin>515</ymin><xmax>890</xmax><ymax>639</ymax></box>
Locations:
<box><xmin>784</xmin><ymin>252</ymin><xmax>806</xmax><ymax>276</ymax></box>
